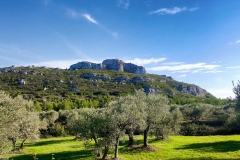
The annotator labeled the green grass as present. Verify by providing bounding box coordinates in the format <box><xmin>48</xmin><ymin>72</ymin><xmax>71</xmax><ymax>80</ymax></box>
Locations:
<box><xmin>8</xmin><ymin>135</ymin><xmax>240</xmax><ymax>160</ymax></box>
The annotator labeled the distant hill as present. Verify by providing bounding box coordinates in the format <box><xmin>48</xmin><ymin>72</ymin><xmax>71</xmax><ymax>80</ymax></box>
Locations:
<box><xmin>0</xmin><ymin>65</ymin><xmax>223</xmax><ymax>111</ymax></box>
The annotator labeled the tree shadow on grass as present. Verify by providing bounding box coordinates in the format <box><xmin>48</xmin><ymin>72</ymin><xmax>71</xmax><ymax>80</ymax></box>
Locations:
<box><xmin>176</xmin><ymin>140</ymin><xmax>240</xmax><ymax>152</ymax></box>
<box><xmin>10</xmin><ymin>149</ymin><xmax>94</xmax><ymax>160</ymax></box>
<box><xmin>119</xmin><ymin>138</ymin><xmax>157</xmax><ymax>147</ymax></box>
<box><xmin>27</xmin><ymin>138</ymin><xmax>75</xmax><ymax>147</ymax></box>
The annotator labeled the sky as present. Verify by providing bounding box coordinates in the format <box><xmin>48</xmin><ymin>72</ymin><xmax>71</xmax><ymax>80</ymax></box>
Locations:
<box><xmin>0</xmin><ymin>0</ymin><xmax>240</xmax><ymax>99</ymax></box>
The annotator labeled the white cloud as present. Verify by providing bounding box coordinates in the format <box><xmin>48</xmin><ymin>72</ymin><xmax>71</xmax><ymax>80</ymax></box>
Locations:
<box><xmin>163</xmin><ymin>61</ymin><xmax>185</xmax><ymax>65</ymax></box>
<box><xmin>228</xmin><ymin>40</ymin><xmax>240</xmax><ymax>45</ymax></box>
<box><xmin>117</xmin><ymin>0</ymin><xmax>130</xmax><ymax>9</ymax></box>
<box><xmin>178</xmin><ymin>74</ymin><xmax>186</xmax><ymax>77</ymax></box>
<box><xmin>32</xmin><ymin>59</ymin><xmax>102</xmax><ymax>69</ymax></box>
<box><xmin>207</xmin><ymin>88</ymin><xmax>235</xmax><ymax>99</ymax></box>
<box><xmin>67</xmin><ymin>9</ymin><xmax>78</xmax><ymax>19</ymax></box>
<box><xmin>67</xmin><ymin>10</ymin><xmax>98</xmax><ymax>25</ymax></box>
<box><xmin>149</xmin><ymin>7</ymin><xmax>198</xmax><ymax>15</ymax></box>
<box><xmin>66</xmin><ymin>9</ymin><xmax>117</xmax><ymax>38</ymax></box>
<box><xmin>189</xmin><ymin>7</ymin><xmax>198</xmax><ymax>11</ymax></box>
<box><xmin>203</xmin><ymin>70</ymin><xmax>223</xmax><ymax>73</ymax></box>
<box><xmin>147</xmin><ymin>63</ymin><xmax>220</xmax><ymax>73</ymax></box>
<box><xmin>125</xmin><ymin>58</ymin><xmax>166</xmax><ymax>66</ymax></box>
<box><xmin>226</xmin><ymin>66</ymin><xmax>240</xmax><ymax>69</ymax></box>
<box><xmin>82</xmin><ymin>14</ymin><xmax>98</xmax><ymax>24</ymax></box>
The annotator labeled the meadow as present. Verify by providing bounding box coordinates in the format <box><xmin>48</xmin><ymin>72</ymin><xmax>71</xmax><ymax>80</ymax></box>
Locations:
<box><xmin>8</xmin><ymin>135</ymin><xmax>240</xmax><ymax>160</ymax></box>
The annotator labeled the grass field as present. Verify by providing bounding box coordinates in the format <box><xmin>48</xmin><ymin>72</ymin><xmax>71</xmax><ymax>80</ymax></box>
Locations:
<box><xmin>7</xmin><ymin>135</ymin><xmax>240</xmax><ymax>160</ymax></box>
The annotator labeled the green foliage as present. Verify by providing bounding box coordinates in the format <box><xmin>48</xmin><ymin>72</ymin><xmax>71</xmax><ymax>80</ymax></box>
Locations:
<box><xmin>180</xmin><ymin>123</ymin><xmax>226</xmax><ymax>136</ymax></box>
<box><xmin>0</xmin><ymin>91</ymin><xmax>42</xmax><ymax>155</ymax></box>
<box><xmin>0</xmin><ymin>67</ymin><xmax>225</xmax><ymax>111</ymax></box>
<box><xmin>33</xmin><ymin>101</ymin><xmax>42</xmax><ymax>111</ymax></box>
<box><xmin>226</xmin><ymin>113</ymin><xmax>240</xmax><ymax>133</ymax></box>
<box><xmin>153</xmin><ymin>106</ymin><xmax>183</xmax><ymax>140</ymax></box>
<box><xmin>180</xmin><ymin>104</ymin><xmax>214</xmax><ymax>123</ymax></box>
<box><xmin>233</xmin><ymin>80</ymin><xmax>240</xmax><ymax>110</ymax></box>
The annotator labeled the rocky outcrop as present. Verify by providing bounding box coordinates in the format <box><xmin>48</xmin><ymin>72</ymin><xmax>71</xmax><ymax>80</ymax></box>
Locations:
<box><xmin>102</xmin><ymin>59</ymin><xmax>124</xmax><ymax>71</ymax></box>
<box><xmin>70</xmin><ymin>61</ymin><xmax>103</xmax><ymax>70</ymax></box>
<box><xmin>114</xmin><ymin>76</ymin><xmax>130</xmax><ymax>83</ymax></box>
<box><xmin>143</xmin><ymin>86</ymin><xmax>161</xmax><ymax>94</ymax></box>
<box><xmin>176</xmin><ymin>85</ymin><xmax>210</xmax><ymax>97</ymax></box>
<box><xmin>19</xmin><ymin>79</ymin><xmax>26</xmax><ymax>86</ymax></box>
<box><xmin>69</xmin><ymin>59</ymin><xmax>146</xmax><ymax>74</ymax></box>
<box><xmin>124</xmin><ymin>63</ymin><xmax>146</xmax><ymax>74</ymax></box>
<box><xmin>80</xmin><ymin>73</ymin><xmax>110</xmax><ymax>81</ymax></box>
<box><xmin>80</xmin><ymin>73</ymin><xmax>154</xmax><ymax>84</ymax></box>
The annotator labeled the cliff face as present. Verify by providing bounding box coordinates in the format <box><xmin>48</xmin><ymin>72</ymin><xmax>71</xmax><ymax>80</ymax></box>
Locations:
<box><xmin>69</xmin><ymin>59</ymin><xmax>146</xmax><ymax>74</ymax></box>
<box><xmin>69</xmin><ymin>61</ymin><xmax>102</xmax><ymax>70</ymax></box>
<box><xmin>176</xmin><ymin>84</ymin><xmax>210</xmax><ymax>97</ymax></box>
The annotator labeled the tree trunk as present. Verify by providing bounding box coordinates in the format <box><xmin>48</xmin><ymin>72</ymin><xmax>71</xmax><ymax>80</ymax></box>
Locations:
<box><xmin>114</xmin><ymin>136</ymin><xmax>120</xmax><ymax>159</ymax></box>
<box><xmin>101</xmin><ymin>146</ymin><xmax>109</xmax><ymax>160</ymax></box>
<box><xmin>128</xmin><ymin>130</ymin><xmax>134</xmax><ymax>147</ymax></box>
<box><xmin>143</xmin><ymin>125</ymin><xmax>150</xmax><ymax>147</ymax></box>
<box><xmin>93</xmin><ymin>137</ymin><xmax>102</xmax><ymax>157</ymax></box>
<box><xmin>11</xmin><ymin>137</ymin><xmax>17</xmax><ymax>151</ymax></box>
<box><xmin>20</xmin><ymin>139</ymin><xmax>27</xmax><ymax>149</ymax></box>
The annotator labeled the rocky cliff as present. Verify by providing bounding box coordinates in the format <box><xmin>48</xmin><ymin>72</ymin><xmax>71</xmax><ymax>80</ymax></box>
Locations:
<box><xmin>69</xmin><ymin>61</ymin><xmax>102</xmax><ymax>70</ymax></box>
<box><xmin>176</xmin><ymin>84</ymin><xmax>210</xmax><ymax>97</ymax></box>
<box><xmin>69</xmin><ymin>59</ymin><xmax>146</xmax><ymax>74</ymax></box>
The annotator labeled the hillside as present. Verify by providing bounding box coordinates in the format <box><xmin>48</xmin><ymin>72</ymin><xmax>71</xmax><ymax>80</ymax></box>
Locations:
<box><xmin>0</xmin><ymin>65</ymin><xmax>223</xmax><ymax>111</ymax></box>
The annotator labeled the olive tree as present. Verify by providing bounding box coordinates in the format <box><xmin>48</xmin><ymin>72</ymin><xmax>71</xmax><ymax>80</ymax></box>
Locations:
<box><xmin>126</xmin><ymin>90</ymin><xmax>147</xmax><ymax>147</ymax></box>
<box><xmin>72</xmin><ymin>108</ymin><xmax>107</xmax><ymax>158</ymax></box>
<box><xmin>19</xmin><ymin>111</ymin><xmax>44</xmax><ymax>149</ymax></box>
<box><xmin>0</xmin><ymin>91</ymin><xmax>42</xmax><ymax>154</ymax></box>
<box><xmin>225</xmin><ymin>80</ymin><xmax>240</xmax><ymax>132</ymax></box>
<box><xmin>39</xmin><ymin>110</ymin><xmax>59</xmax><ymax>136</ymax></box>
<box><xmin>180</xmin><ymin>104</ymin><xmax>214</xmax><ymax>123</ymax></box>
<box><xmin>153</xmin><ymin>106</ymin><xmax>183</xmax><ymax>140</ymax></box>
<box><xmin>0</xmin><ymin>105</ymin><xmax>12</xmax><ymax>155</ymax></box>
<box><xmin>62</xmin><ymin>109</ymin><xmax>80</xmax><ymax>137</ymax></box>
<box><xmin>143</xmin><ymin>93</ymin><xmax>169</xmax><ymax>147</ymax></box>
<box><xmin>233</xmin><ymin>80</ymin><xmax>240</xmax><ymax>109</ymax></box>
<box><xmin>106</xmin><ymin>92</ymin><xmax>146</xmax><ymax>159</ymax></box>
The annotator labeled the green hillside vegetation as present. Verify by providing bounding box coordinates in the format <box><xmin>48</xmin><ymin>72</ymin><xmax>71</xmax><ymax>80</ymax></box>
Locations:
<box><xmin>0</xmin><ymin>66</ymin><xmax>226</xmax><ymax>111</ymax></box>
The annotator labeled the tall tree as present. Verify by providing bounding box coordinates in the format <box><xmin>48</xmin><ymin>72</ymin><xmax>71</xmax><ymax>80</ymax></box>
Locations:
<box><xmin>153</xmin><ymin>106</ymin><xmax>183</xmax><ymax>140</ymax></box>
<box><xmin>143</xmin><ymin>93</ymin><xmax>169</xmax><ymax>147</ymax></box>
<box><xmin>106</xmin><ymin>92</ymin><xmax>146</xmax><ymax>159</ymax></box>
<box><xmin>233</xmin><ymin>80</ymin><xmax>240</xmax><ymax>109</ymax></box>
<box><xmin>0</xmin><ymin>91</ymin><xmax>42</xmax><ymax>154</ymax></box>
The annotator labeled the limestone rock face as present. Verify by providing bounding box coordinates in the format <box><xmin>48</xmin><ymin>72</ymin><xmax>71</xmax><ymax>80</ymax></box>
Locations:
<box><xmin>176</xmin><ymin>85</ymin><xmax>210</xmax><ymax>97</ymax></box>
<box><xmin>102</xmin><ymin>59</ymin><xmax>124</xmax><ymax>72</ymax></box>
<box><xmin>144</xmin><ymin>86</ymin><xmax>160</xmax><ymax>94</ymax></box>
<box><xmin>70</xmin><ymin>61</ymin><xmax>102</xmax><ymax>70</ymax></box>
<box><xmin>124</xmin><ymin>63</ymin><xmax>146</xmax><ymax>74</ymax></box>
<box><xmin>69</xmin><ymin>59</ymin><xmax>146</xmax><ymax>74</ymax></box>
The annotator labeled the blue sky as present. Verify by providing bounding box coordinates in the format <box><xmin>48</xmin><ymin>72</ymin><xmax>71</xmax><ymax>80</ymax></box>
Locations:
<box><xmin>0</xmin><ymin>0</ymin><xmax>240</xmax><ymax>98</ymax></box>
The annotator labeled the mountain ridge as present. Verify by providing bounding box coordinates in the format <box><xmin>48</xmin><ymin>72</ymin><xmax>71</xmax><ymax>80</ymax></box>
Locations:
<box><xmin>69</xmin><ymin>59</ymin><xmax>146</xmax><ymax>74</ymax></box>
<box><xmin>0</xmin><ymin>64</ymin><xmax>221</xmax><ymax>110</ymax></box>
